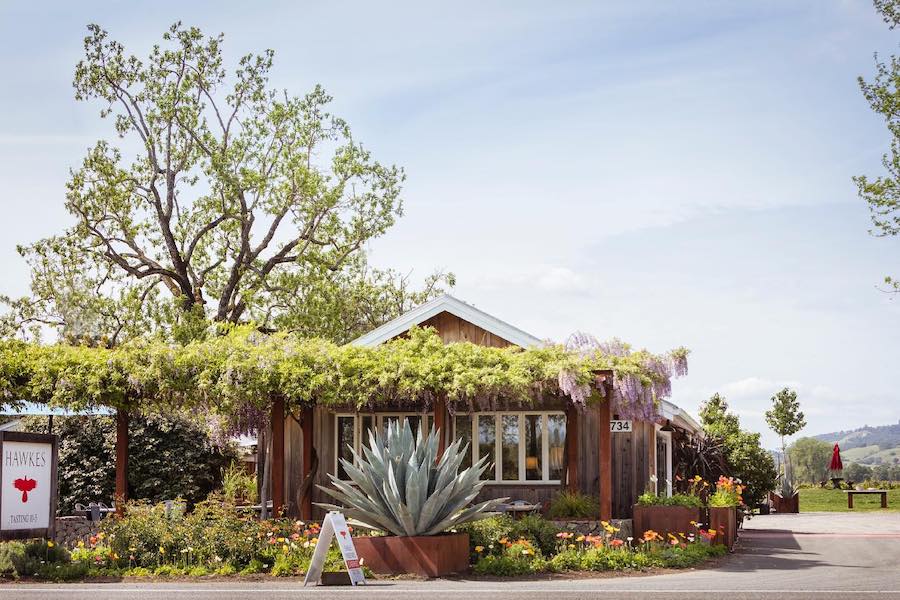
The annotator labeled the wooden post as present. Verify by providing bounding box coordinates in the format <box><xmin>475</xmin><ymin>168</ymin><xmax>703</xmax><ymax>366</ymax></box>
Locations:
<box><xmin>598</xmin><ymin>395</ymin><xmax>612</xmax><ymax>522</ymax></box>
<box><xmin>271</xmin><ymin>397</ymin><xmax>285</xmax><ymax>516</ymax></box>
<box><xmin>433</xmin><ymin>397</ymin><xmax>447</xmax><ymax>459</ymax></box>
<box><xmin>565</xmin><ymin>405</ymin><xmax>579</xmax><ymax>492</ymax></box>
<box><xmin>300</xmin><ymin>406</ymin><xmax>314</xmax><ymax>521</ymax></box>
<box><xmin>115</xmin><ymin>409</ymin><xmax>129</xmax><ymax>517</ymax></box>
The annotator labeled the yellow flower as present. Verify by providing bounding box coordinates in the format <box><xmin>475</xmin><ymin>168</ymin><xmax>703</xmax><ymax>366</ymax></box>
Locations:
<box><xmin>474</xmin><ymin>546</ymin><xmax>484</xmax><ymax>553</ymax></box>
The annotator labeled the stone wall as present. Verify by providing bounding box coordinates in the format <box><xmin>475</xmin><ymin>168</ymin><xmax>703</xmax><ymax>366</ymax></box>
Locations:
<box><xmin>551</xmin><ymin>518</ymin><xmax>633</xmax><ymax>541</ymax></box>
<box><xmin>54</xmin><ymin>516</ymin><xmax>100</xmax><ymax>549</ymax></box>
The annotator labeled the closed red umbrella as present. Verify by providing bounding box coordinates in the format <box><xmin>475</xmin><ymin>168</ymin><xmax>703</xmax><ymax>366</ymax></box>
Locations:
<box><xmin>829</xmin><ymin>443</ymin><xmax>843</xmax><ymax>472</ymax></box>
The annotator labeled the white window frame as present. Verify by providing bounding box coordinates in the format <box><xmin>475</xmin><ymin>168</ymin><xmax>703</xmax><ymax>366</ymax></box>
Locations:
<box><xmin>654</xmin><ymin>425</ymin><xmax>673</xmax><ymax>497</ymax></box>
<box><xmin>453</xmin><ymin>411</ymin><xmax>565</xmax><ymax>485</ymax></box>
<box><xmin>334</xmin><ymin>412</ymin><xmax>433</xmax><ymax>479</ymax></box>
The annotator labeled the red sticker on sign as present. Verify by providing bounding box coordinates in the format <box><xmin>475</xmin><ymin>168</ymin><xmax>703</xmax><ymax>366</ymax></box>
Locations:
<box><xmin>13</xmin><ymin>477</ymin><xmax>36</xmax><ymax>502</ymax></box>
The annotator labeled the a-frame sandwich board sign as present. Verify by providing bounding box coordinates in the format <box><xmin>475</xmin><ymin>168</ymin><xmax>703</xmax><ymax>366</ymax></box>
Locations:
<box><xmin>303</xmin><ymin>511</ymin><xmax>366</xmax><ymax>586</ymax></box>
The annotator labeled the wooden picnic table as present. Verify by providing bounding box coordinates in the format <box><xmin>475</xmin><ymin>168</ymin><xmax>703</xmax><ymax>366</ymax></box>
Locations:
<box><xmin>844</xmin><ymin>489</ymin><xmax>888</xmax><ymax>509</ymax></box>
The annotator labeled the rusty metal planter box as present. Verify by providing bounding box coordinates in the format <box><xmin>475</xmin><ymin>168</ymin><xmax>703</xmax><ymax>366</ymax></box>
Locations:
<box><xmin>770</xmin><ymin>492</ymin><xmax>799</xmax><ymax>514</ymax></box>
<box><xmin>353</xmin><ymin>532</ymin><xmax>469</xmax><ymax>577</ymax></box>
<box><xmin>709</xmin><ymin>506</ymin><xmax>737</xmax><ymax>551</ymax></box>
<box><xmin>632</xmin><ymin>505</ymin><xmax>702</xmax><ymax>540</ymax></box>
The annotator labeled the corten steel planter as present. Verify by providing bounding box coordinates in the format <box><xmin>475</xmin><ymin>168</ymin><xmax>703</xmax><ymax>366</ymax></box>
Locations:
<box><xmin>353</xmin><ymin>533</ymin><xmax>469</xmax><ymax>577</ymax></box>
<box><xmin>709</xmin><ymin>506</ymin><xmax>737</xmax><ymax>551</ymax></box>
<box><xmin>770</xmin><ymin>492</ymin><xmax>799</xmax><ymax>514</ymax></box>
<box><xmin>632</xmin><ymin>505</ymin><xmax>702</xmax><ymax>540</ymax></box>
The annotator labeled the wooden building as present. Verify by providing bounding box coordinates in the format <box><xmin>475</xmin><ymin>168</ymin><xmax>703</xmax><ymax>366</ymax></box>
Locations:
<box><xmin>277</xmin><ymin>295</ymin><xmax>701</xmax><ymax>522</ymax></box>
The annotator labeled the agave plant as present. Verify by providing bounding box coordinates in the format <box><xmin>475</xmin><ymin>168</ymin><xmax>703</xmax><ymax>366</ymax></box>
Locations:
<box><xmin>317</xmin><ymin>420</ymin><xmax>505</xmax><ymax>536</ymax></box>
<box><xmin>778</xmin><ymin>461</ymin><xmax>798</xmax><ymax>498</ymax></box>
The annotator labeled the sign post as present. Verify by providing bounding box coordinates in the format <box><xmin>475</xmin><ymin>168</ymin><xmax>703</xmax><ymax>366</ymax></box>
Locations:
<box><xmin>303</xmin><ymin>511</ymin><xmax>366</xmax><ymax>586</ymax></box>
<box><xmin>0</xmin><ymin>432</ymin><xmax>58</xmax><ymax>541</ymax></box>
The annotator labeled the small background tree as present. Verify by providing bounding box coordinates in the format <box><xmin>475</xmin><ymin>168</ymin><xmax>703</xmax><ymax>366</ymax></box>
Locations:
<box><xmin>765</xmin><ymin>387</ymin><xmax>806</xmax><ymax>486</ymax></box>
<box><xmin>788</xmin><ymin>437</ymin><xmax>832</xmax><ymax>485</ymax></box>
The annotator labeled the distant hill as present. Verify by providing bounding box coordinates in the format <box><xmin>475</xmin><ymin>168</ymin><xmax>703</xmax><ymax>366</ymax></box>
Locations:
<box><xmin>814</xmin><ymin>421</ymin><xmax>900</xmax><ymax>465</ymax></box>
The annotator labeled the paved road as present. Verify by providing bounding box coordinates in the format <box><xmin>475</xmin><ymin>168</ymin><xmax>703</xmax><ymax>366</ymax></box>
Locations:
<box><xmin>3</xmin><ymin>512</ymin><xmax>899</xmax><ymax>599</ymax></box>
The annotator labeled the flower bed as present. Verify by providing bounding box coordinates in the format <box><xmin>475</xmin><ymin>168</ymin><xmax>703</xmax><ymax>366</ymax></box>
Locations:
<box><xmin>463</xmin><ymin>515</ymin><xmax>725</xmax><ymax>576</ymax></box>
<box><xmin>65</xmin><ymin>499</ymin><xmax>344</xmax><ymax>578</ymax></box>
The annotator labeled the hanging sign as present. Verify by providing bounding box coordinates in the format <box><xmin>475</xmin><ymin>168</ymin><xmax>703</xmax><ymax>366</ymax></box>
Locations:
<box><xmin>303</xmin><ymin>511</ymin><xmax>366</xmax><ymax>586</ymax></box>
<box><xmin>610</xmin><ymin>420</ymin><xmax>632</xmax><ymax>432</ymax></box>
<box><xmin>0</xmin><ymin>432</ymin><xmax>58</xmax><ymax>540</ymax></box>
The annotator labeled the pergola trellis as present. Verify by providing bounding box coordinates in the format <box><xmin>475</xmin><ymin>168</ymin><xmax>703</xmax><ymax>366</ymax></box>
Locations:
<box><xmin>0</xmin><ymin>327</ymin><xmax>685</xmax><ymax>521</ymax></box>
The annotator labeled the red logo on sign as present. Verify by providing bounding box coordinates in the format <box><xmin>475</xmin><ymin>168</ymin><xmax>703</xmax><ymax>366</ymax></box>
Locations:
<box><xmin>13</xmin><ymin>477</ymin><xmax>37</xmax><ymax>502</ymax></box>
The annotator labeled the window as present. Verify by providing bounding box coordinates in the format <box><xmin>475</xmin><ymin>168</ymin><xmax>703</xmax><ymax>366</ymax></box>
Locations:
<box><xmin>655</xmin><ymin>428</ymin><xmax>673</xmax><ymax>497</ymax></box>
<box><xmin>333</xmin><ymin>412</ymin><xmax>433</xmax><ymax>479</ymax></box>
<box><xmin>454</xmin><ymin>412</ymin><xmax>566</xmax><ymax>484</ymax></box>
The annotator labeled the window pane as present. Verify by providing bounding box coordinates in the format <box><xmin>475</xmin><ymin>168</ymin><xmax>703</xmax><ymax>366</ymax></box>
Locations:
<box><xmin>478</xmin><ymin>415</ymin><xmax>496</xmax><ymax>481</ymax></box>
<box><xmin>547</xmin><ymin>414</ymin><xmax>566</xmax><ymax>481</ymax></box>
<box><xmin>337</xmin><ymin>416</ymin><xmax>355</xmax><ymax>480</ymax></box>
<box><xmin>501</xmin><ymin>415</ymin><xmax>519</xmax><ymax>481</ymax></box>
<box><xmin>360</xmin><ymin>415</ymin><xmax>375</xmax><ymax>449</ymax></box>
<box><xmin>455</xmin><ymin>415</ymin><xmax>472</xmax><ymax>471</ymax></box>
<box><xmin>656</xmin><ymin>435</ymin><xmax>669</xmax><ymax>495</ymax></box>
<box><xmin>406</xmin><ymin>415</ymin><xmax>421</xmax><ymax>440</ymax></box>
<box><xmin>524</xmin><ymin>414</ymin><xmax>542</xmax><ymax>481</ymax></box>
<box><xmin>383</xmin><ymin>415</ymin><xmax>399</xmax><ymax>436</ymax></box>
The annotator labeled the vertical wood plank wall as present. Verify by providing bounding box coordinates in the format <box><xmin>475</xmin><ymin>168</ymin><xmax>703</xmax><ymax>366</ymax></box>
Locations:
<box><xmin>417</xmin><ymin>312</ymin><xmax>512</xmax><ymax>347</ymax></box>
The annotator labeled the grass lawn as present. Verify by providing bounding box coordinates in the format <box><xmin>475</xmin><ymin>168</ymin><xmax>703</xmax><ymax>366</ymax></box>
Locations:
<box><xmin>799</xmin><ymin>487</ymin><xmax>900</xmax><ymax>511</ymax></box>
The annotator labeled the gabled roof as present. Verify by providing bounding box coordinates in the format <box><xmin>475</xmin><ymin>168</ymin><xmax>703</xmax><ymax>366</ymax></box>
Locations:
<box><xmin>351</xmin><ymin>294</ymin><xmax>544</xmax><ymax>349</ymax></box>
<box><xmin>659</xmin><ymin>399</ymin><xmax>702</xmax><ymax>434</ymax></box>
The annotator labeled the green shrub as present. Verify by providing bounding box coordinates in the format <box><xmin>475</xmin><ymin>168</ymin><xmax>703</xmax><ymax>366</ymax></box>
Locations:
<box><xmin>508</xmin><ymin>515</ymin><xmax>560</xmax><ymax>557</ymax></box>
<box><xmin>547</xmin><ymin>548</ymin><xmax>581</xmax><ymax>572</ymax></box>
<box><xmin>547</xmin><ymin>491</ymin><xmax>600</xmax><ymax>519</ymax></box>
<box><xmin>458</xmin><ymin>515</ymin><xmax>515</xmax><ymax>557</ymax></box>
<box><xmin>221</xmin><ymin>463</ymin><xmax>258</xmax><ymax>505</ymax></box>
<box><xmin>473</xmin><ymin>554</ymin><xmax>543</xmax><ymax>576</ymax></box>
<box><xmin>636</xmin><ymin>492</ymin><xmax>703</xmax><ymax>508</ymax></box>
<box><xmin>0</xmin><ymin>540</ymin><xmax>74</xmax><ymax>580</ymax></box>
<box><xmin>0</xmin><ymin>542</ymin><xmax>25</xmax><ymax>578</ymax></box>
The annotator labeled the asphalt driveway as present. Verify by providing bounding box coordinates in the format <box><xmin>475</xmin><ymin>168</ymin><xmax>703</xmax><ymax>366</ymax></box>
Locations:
<box><xmin>3</xmin><ymin>512</ymin><xmax>899</xmax><ymax>599</ymax></box>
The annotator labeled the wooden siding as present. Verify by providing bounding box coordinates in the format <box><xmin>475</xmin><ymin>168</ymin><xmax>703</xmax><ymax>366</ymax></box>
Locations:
<box><xmin>415</xmin><ymin>311</ymin><xmax>513</xmax><ymax>347</ymax></box>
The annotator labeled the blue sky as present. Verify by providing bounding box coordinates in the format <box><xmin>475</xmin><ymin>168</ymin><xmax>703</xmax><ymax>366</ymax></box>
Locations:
<box><xmin>1</xmin><ymin>1</ymin><xmax>898</xmax><ymax>447</ymax></box>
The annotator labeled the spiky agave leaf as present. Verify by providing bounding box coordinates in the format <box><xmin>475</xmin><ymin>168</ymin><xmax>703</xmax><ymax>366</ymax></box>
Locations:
<box><xmin>317</xmin><ymin>419</ymin><xmax>506</xmax><ymax>536</ymax></box>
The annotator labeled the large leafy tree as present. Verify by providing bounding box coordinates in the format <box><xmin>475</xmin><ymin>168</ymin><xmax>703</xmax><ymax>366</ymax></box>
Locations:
<box><xmin>2</xmin><ymin>23</ymin><xmax>450</xmax><ymax>344</ymax></box>
<box><xmin>856</xmin><ymin>0</ymin><xmax>900</xmax><ymax>292</ymax></box>
<box><xmin>698</xmin><ymin>393</ymin><xmax>777</xmax><ymax>506</ymax></box>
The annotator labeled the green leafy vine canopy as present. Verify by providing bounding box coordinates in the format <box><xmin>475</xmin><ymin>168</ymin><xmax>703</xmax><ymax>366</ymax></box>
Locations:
<box><xmin>0</xmin><ymin>327</ymin><xmax>688</xmax><ymax>432</ymax></box>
